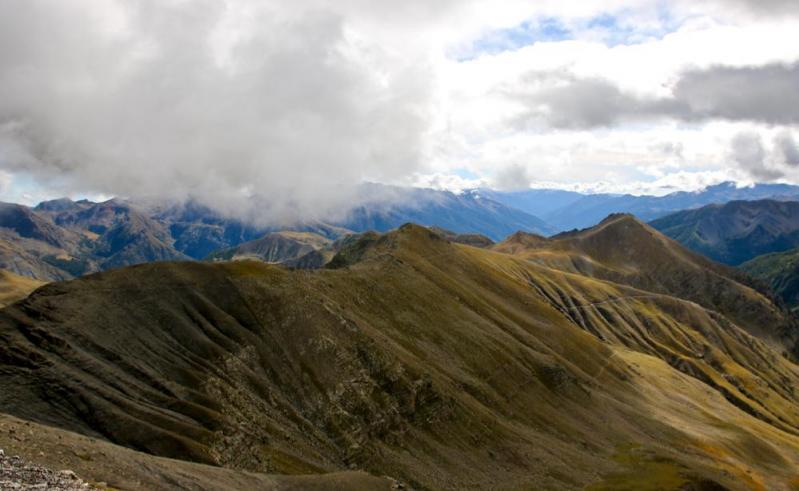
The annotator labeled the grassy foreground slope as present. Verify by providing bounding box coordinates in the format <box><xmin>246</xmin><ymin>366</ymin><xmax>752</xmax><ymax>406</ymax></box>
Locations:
<box><xmin>0</xmin><ymin>413</ymin><xmax>393</xmax><ymax>491</ymax></box>
<box><xmin>1</xmin><ymin>224</ymin><xmax>798</xmax><ymax>489</ymax></box>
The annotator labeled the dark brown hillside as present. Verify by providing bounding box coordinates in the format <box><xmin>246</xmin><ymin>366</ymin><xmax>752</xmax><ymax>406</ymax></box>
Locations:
<box><xmin>0</xmin><ymin>224</ymin><xmax>798</xmax><ymax>489</ymax></box>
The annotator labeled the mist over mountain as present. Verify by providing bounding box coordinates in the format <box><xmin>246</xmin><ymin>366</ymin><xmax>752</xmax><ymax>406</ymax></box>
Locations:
<box><xmin>7</xmin><ymin>180</ymin><xmax>799</xmax><ymax>283</ymax></box>
<box><xmin>336</xmin><ymin>184</ymin><xmax>553</xmax><ymax>240</ymax></box>
<box><xmin>0</xmin><ymin>185</ymin><xmax>554</xmax><ymax>281</ymax></box>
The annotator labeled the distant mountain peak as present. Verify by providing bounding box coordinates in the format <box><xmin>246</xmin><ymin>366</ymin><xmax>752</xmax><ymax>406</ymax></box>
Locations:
<box><xmin>34</xmin><ymin>197</ymin><xmax>77</xmax><ymax>212</ymax></box>
<box><xmin>503</xmin><ymin>230</ymin><xmax>550</xmax><ymax>246</ymax></box>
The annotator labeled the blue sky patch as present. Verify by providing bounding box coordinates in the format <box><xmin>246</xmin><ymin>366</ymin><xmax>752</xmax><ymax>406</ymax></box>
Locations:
<box><xmin>451</xmin><ymin>17</ymin><xmax>572</xmax><ymax>61</ymax></box>
<box><xmin>452</xmin><ymin>9</ymin><xmax>680</xmax><ymax>60</ymax></box>
<box><xmin>453</xmin><ymin>168</ymin><xmax>479</xmax><ymax>180</ymax></box>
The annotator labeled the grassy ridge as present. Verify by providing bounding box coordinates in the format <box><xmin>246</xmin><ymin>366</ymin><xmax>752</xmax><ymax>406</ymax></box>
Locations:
<box><xmin>0</xmin><ymin>223</ymin><xmax>798</xmax><ymax>489</ymax></box>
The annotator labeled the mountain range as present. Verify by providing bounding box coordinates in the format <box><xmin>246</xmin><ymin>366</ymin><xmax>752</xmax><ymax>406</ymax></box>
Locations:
<box><xmin>484</xmin><ymin>182</ymin><xmax>799</xmax><ymax>232</ymax></box>
<box><xmin>0</xmin><ymin>186</ymin><xmax>554</xmax><ymax>281</ymax></box>
<box><xmin>1</xmin><ymin>219</ymin><xmax>799</xmax><ymax>488</ymax></box>
<box><xmin>6</xmin><ymin>181</ymin><xmax>799</xmax><ymax>284</ymax></box>
<box><xmin>650</xmin><ymin>199</ymin><xmax>799</xmax><ymax>266</ymax></box>
<box><xmin>341</xmin><ymin>184</ymin><xmax>554</xmax><ymax>239</ymax></box>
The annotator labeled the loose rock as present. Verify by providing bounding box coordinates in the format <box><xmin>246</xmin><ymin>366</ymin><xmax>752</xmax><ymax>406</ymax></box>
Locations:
<box><xmin>0</xmin><ymin>450</ymin><xmax>91</xmax><ymax>490</ymax></box>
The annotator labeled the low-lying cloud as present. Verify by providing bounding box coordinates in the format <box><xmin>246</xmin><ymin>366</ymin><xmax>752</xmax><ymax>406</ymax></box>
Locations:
<box><xmin>0</xmin><ymin>0</ymin><xmax>432</xmax><ymax>225</ymax></box>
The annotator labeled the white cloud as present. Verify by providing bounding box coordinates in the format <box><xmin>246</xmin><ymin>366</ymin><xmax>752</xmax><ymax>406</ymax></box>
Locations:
<box><xmin>429</xmin><ymin>7</ymin><xmax>799</xmax><ymax>194</ymax></box>
<box><xmin>0</xmin><ymin>0</ymin><xmax>798</xmax><ymax>219</ymax></box>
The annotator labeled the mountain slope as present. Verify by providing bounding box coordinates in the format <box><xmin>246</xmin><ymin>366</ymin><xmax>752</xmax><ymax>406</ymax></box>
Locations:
<box><xmin>0</xmin><ymin>269</ymin><xmax>45</xmax><ymax>308</ymax></box>
<box><xmin>0</xmin><ymin>202</ymin><xmax>79</xmax><ymax>250</ymax></box>
<box><xmin>0</xmin><ymin>235</ymin><xmax>73</xmax><ymax>281</ymax></box>
<box><xmin>494</xmin><ymin>214</ymin><xmax>798</xmax><ymax>354</ymax></box>
<box><xmin>1</xmin><ymin>224</ymin><xmax>799</xmax><ymax>489</ymax></box>
<box><xmin>337</xmin><ymin>185</ymin><xmax>554</xmax><ymax>240</ymax></box>
<box><xmin>428</xmin><ymin>226</ymin><xmax>494</xmax><ymax>248</ymax></box>
<box><xmin>476</xmin><ymin>188</ymin><xmax>586</xmax><ymax>218</ymax></box>
<box><xmin>651</xmin><ymin>199</ymin><xmax>799</xmax><ymax>265</ymax></box>
<box><xmin>741</xmin><ymin>248</ymin><xmax>799</xmax><ymax>311</ymax></box>
<box><xmin>207</xmin><ymin>231</ymin><xmax>332</xmax><ymax>264</ymax></box>
<box><xmin>0</xmin><ymin>412</ymin><xmax>393</xmax><ymax>490</ymax></box>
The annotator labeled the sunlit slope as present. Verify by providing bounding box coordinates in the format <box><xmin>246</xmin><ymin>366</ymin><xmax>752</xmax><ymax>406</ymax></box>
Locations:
<box><xmin>0</xmin><ymin>268</ymin><xmax>45</xmax><ymax>307</ymax></box>
<box><xmin>0</xmin><ymin>224</ymin><xmax>798</xmax><ymax>489</ymax></box>
<box><xmin>468</xmin><ymin>245</ymin><xmax>799</xmax><ymax>434</ymax></box>
<box><xmin>494</xmin><ymin>214</ymin><xmax>798</xmax><ymax>355</ymax></box>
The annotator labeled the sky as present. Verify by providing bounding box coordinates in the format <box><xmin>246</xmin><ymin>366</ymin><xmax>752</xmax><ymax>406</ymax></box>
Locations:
<box><xmin>0</xmin><ymin>0</ymin><xmax>798</xmax><ymax>221</ymax></box>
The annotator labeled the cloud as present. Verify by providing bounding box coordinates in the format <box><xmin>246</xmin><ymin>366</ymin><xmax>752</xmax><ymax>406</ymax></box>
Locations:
<box><xmin>774</xmin><ymin>131</ymin><xmax>799</xmax><ymax>167</ymax></box>
<box><xmin>650</xmin><ymin>141</ymin><xmax>684</xmax><ymax>161</ymax></box>
<box><xmin>716</xmin><ymin>0</ymin><xmax>799</xmax><ymax>17</ymax></box>
<box><xmin>673</xmin><ymin>63</ymin><xmax>799</xmax><ymax>125</ymax></box>
<box><xmin>2</xmin><ymin>0</ymin><xmax>799</xmax><ymax>211</ymax></box>
<box><xmin>491</xmin><ymin>163</ymin><xmax>535</xmax><ymax>190</ymax></box>
<box><xmin>510</xmin><ymin>62</ymin><xmax>799</xmax><ymax>130</ymax></box>
<box><xmin>0</xmin><ymin>0</ymin><xmax>433</xmax><ymax>225</ymax></box>
<box><xmin>411</xmin><ymin>172</ymin><xmax>486</xmax><ymax>193</ymax></box>
<box><xmin>729</xmin><ymin>132</ymin><xmax>797</xmax><ymax>181</ymax></box>
<box><xmin>510</xmin><ymin>73</ymin><xmax>677</xmax><ymax>129</ymax></box>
